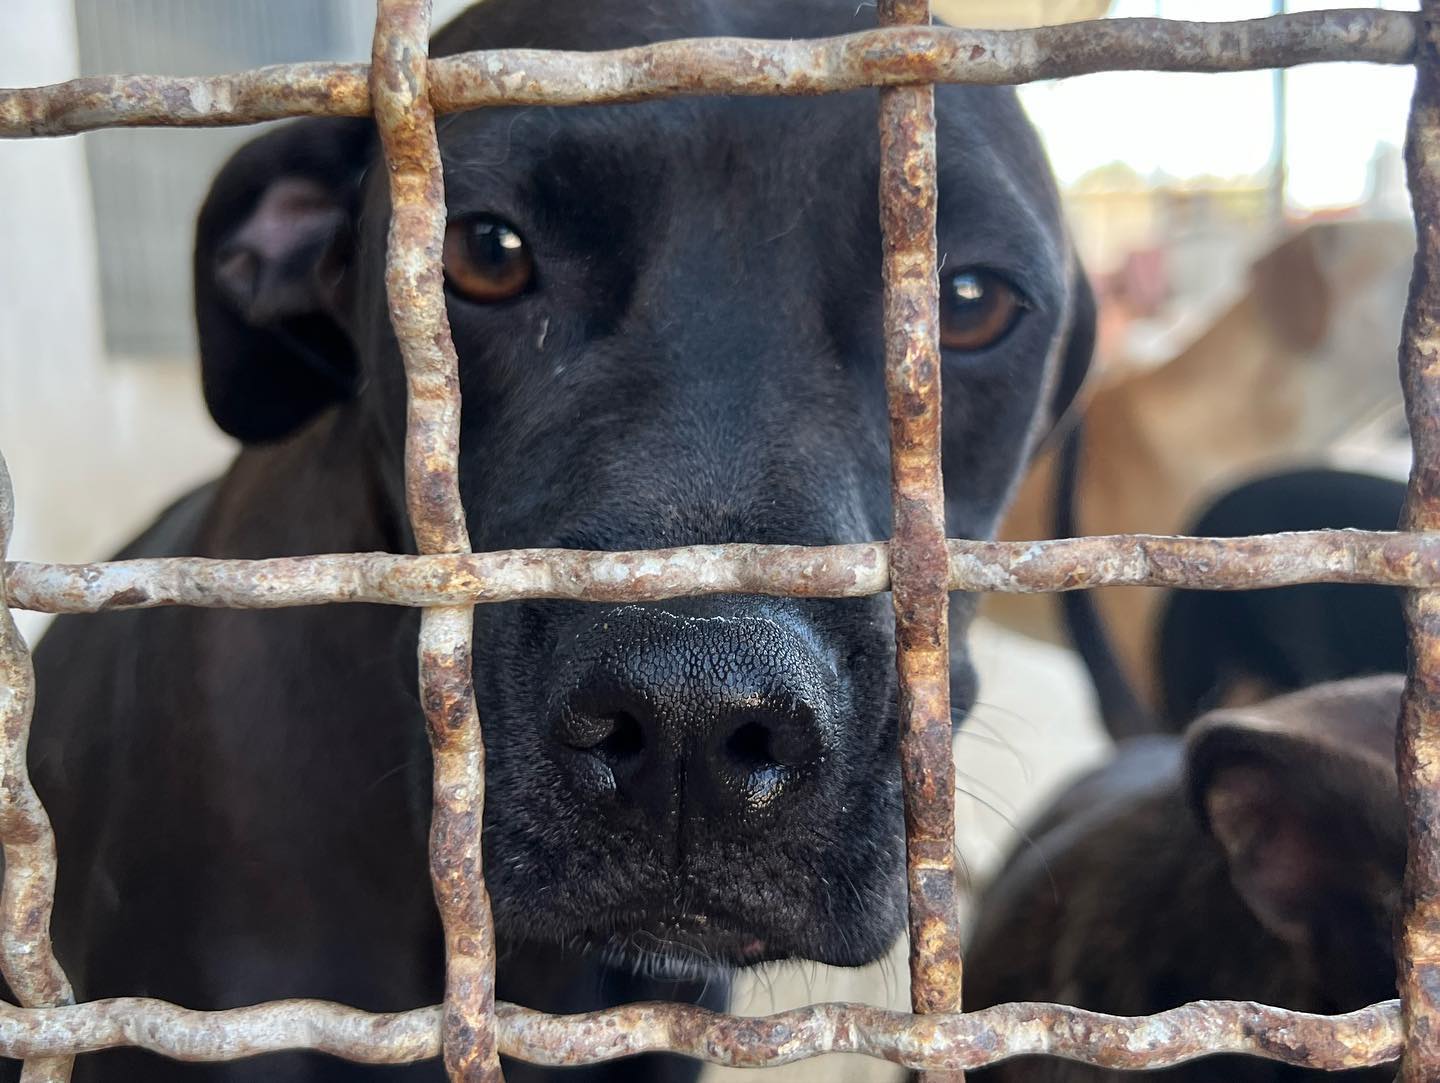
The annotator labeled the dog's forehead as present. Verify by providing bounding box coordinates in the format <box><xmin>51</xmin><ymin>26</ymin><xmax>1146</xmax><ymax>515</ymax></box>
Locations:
<box><xmin>428</xmin><ymin>93</ymin><xmax>1063</xmax><ymax>268</ymax></box>
<box><xmin>425</xmin><ymin>0</ymin><xmax>1067</xmax><ymax>259</ymax></box>
<box><xmin>432</xmin><ymin>0</ymin><xmax>883</xmax><ymax>53</ymax></box>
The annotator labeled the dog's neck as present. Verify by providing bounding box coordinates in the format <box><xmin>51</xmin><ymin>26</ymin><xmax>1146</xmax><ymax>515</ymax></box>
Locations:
<box><xmin>197</xmin><ymin>404</ymin><xmax>406</xmax><ymax>560</ymax></box>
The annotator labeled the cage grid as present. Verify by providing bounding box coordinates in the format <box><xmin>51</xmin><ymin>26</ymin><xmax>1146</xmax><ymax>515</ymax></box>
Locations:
<box><xmin>0</xmin><ymin>1</ymin><xmax>1432</xmax><ymax>1080</ymax></box>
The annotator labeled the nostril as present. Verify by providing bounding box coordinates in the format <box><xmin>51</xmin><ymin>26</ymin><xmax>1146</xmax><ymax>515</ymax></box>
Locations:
<box><xmin>716</xmin><ymin>709</ymin><xmax>827</xmax><ymax>810</ymax></box>
<box><xmin>725</xmin><ymin>720</ymin><xmax>774</xmax><ymax>769</ymax></box>
<box><xmin>550</xmin><ymin>607</ymin><xmax>840</xmax><ymax>821</ymax></box>
<box><xmin>589</xmin><ymin>711</ymin><xmax>644</xmax><ymax>763</ymax></box>
<box><xmin>560</xmin><ymin>709</ymin><xmax>646</xmax><ymax>763</ymax></box>
<box><xmin>553</xmin><ymin>708</ymin><xmax>648</xmax><ymax>804</ymax></box>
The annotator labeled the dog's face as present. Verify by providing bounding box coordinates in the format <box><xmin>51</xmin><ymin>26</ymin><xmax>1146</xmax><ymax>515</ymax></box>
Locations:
<box><xmin>194</xmin><ymin>0</ymin><xmax>1090</xmax><ymax>969</ymax></box>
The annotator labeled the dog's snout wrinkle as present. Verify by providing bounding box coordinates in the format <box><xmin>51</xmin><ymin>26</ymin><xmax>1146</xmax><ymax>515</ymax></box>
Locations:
<box><xmin>549</xmin><ymin>605</ymin><xmax>838</xmax><ymax>828</ymax></box>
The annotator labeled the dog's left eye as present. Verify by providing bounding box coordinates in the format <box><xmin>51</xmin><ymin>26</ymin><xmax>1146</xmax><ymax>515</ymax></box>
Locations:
<box><xmin>939</xmin><ymin>268</ymin><xmax>1027</xmax><ymax>352</ymax></box>
<box><xmin>443</xmin><ymin>214</ymin><xmax>534</xmax><ymax>303</ymax></box>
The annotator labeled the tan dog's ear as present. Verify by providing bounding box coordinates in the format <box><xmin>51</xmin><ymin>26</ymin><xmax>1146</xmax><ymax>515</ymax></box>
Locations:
<box><xmin>1248</xmin><ymin>227</ymin><xmax>1331</xmax><ymax>353</ymax></box>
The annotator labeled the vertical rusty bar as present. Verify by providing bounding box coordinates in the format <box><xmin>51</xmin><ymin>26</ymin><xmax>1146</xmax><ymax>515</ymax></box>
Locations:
<box><xmin>1398</xmin><ymin>3</ymin><xmax>1440</xmax><ymax>1081</ymax></box>
<box><xmin>876</xmin><ymin>3</ymin><xmax>961</xmax><ymax>1079</ymax></box>
<box><xmin>369</xmin><ymin>3</ymin><xmax>501</xmax><ymax>1081</ymax></box>
<box><xmin>0</xmin><ymin>453</ymin><xmax>74</xmax><ymax>1083</ymax></box>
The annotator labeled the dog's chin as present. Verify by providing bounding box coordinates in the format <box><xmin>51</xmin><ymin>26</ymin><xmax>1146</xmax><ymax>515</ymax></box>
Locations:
<box><xmin>543</xmin><ymin>897</ymin><xmax>902</xmax><ymax>976</ymax></box>
<box><xmin>592</xmin><ymin>909</ymin><xmax>795</xmax><ymax>971</ymax></box>
<box><xmin>591</xmin><ymin>916</ymin><xmax>775</xmax><ymax>981</ymax></box>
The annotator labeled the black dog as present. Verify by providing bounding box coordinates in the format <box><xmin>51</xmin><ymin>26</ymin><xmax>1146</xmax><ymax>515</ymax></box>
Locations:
<box><xmin>17</xmin><ymin>1</ymin><xmax>1091</xmax><ymax>1079</ymax></box>
<box><xmin>966</xmin><ymin>675</ymin><xmax>1404</xmax><ymax>1082</ymax></box>
<box><xmin>1060</xmin><ymin>461</ymin><xmax>1408</xmax><ymax>736</ymax></box>
<box><xmin>1156</xmin><ymin>467</ymin><xmax>1406</xmax><ymax>727</ymax></box>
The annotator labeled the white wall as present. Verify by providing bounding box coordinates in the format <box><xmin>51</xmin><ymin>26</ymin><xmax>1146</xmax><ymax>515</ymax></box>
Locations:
<box><xmin>0</xmin><ymin>1</ymin><xmax>235</xmax><ymax>644</ymax></box>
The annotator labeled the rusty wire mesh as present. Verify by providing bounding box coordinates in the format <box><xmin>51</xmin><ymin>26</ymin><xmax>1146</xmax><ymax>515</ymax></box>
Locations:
<box><xmin>0</xmin><ymin>2</ymin><xmax>1435</xmax><ymax>1080</ymax></box>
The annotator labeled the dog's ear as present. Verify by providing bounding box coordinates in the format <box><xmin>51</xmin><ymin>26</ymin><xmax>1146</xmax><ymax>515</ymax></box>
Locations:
<box><xmin>1185</xmin><ymin>686</ymin><xmax>1402</xmax><ymax>945</ymax></box>
<box><xmin>1250</xmin><ymin>227</ymin><xmax>1331</xmax><ymax>353</ymax></box>
<box><xmin>1043</xmin><ymin>258</ymin><xmax>1096</xmax><ymax>443</ymax></box>
<box><xmin>194</xmin><ymin>117</ymin><xmax>374</xmax><ymax>443</ymax></box>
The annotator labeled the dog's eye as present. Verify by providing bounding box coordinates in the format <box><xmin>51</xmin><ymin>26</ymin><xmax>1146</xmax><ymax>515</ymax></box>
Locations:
<box><xmin>939</xmin><ymin>268</ymin><xmax>1026</xmax><ymax>352</ymax></box>
<box><xmin>442</xmin><ymin>215</ymin><xmax>533</xmax><ymax>303</ymax></box>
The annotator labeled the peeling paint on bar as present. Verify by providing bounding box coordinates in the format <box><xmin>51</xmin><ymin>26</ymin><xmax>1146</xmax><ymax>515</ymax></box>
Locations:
<box><xmin>0</xmin><ymin>453</ymin><xmax>75</xmax><ymax>1083</ymax></box>
<box><xmin>875</xmin><ymin>6</ymin><xmax>962</xmax><ymax>1082</ymax></box>
<box><xmin>0</xmin><ymin>996</ymin><xmax>1403</xmax><ymax>1073</ymax></box>
<box><xmin>6</xmin><ymin>529</ymin><xmax>1440</xmax><ymax>614</ymax></box>
<box><xmin>0</xmin><ymin>11</ymin><xmax>1417</xmax><ymax>137</ymax></box>
<box><xmin>369</xmin><ymin>2</ymin><xmax>500</xmax><ymax>1080</ymax></box>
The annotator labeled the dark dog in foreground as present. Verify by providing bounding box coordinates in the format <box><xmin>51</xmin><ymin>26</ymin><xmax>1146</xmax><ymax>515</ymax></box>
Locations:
<box><xmin>966</xmin><ymin>674</ymin><xmax>1404</xmax><ymax>1082</ymax></box>
<box><xmin>16</xmin><ymin>1</ymin><xmax>1091</xmax><ymax>1079</ymax></box>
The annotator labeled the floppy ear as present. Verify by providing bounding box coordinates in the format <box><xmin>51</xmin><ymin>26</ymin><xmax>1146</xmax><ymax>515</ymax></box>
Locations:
<box><xmin>1249</xmin><ymin>227</ymin><xmax>1331</xmax><ymax>353</ymax></box>
<box><xmin>1186</xmin><ymin>705</ymin><xmax>1401</xmax><ymax>945</ymax></box>
<box><xmin>194</xmin><ymin>117</ymin><xmax>374</xmax><ymax>443</ymax></box>
<box><xmin>1040</xmin><ymin>258</ymin><xmax>1096</xmax><ymax>449</ymax></box>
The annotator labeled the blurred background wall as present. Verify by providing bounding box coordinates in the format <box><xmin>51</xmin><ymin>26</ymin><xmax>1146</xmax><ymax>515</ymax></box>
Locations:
<box><xmin>0</xmin><ymin>3</ymin><xmax>1420</xmax><ymax>1080</ymax></box>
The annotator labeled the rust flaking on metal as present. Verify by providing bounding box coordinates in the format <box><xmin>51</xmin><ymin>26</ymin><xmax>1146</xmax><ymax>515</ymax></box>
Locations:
<box><xmin>0</xmin><ymin>12</ymin><xmax>1417</xmax><ymax>138</ymax></box>
<box><xmin>1398</xmin><ymin>3</ymin><xmax>1440</xmax><ymax>1081</ymax></box>
<box><xmin>0</xmin><ymin>3</ymin><xmax>1433</xmax><ymax>1079</ymax></box>
<box><xmin>876</xmin><ymin>6</ymin><xmax>962</xmax><ymax>1082</ymax></box>
<box><xmin>5</xmin><ymin>529</ymin><xmax>1440</xmax><ymax>613</ymax></box>
<box><xmin>369</xmin><ymin>2</ymin><xmax>499</xmax><ymax>1080</ymax></box>
<box><xmin>0</xmin><ymin>452</ymin><xmax>75</xmax><ymax>1083</ymax></box>
<box><xmin>0</xmin><ymin>995</ymin><xmax>1403</xmax><ymax>1072</ymax></box>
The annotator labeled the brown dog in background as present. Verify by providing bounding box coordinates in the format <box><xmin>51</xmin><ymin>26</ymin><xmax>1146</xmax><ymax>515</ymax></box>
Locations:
<box><xmin>984</xmin><ymin>219</ymin><xmax>1413</xmax><ymax>728</ymax></box>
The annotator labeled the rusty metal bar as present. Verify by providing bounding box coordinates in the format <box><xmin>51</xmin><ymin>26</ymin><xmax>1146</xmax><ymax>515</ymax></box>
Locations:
<box><xmin>0</xmin><ymin>995</ymin><xmax>1402</xmax><ymax>1073</ymax></box>
<box><xmin>7</xmin><ymin>529</ymin><xmax>1440</xmax><ymax>614</ymax></box>
<box><xmin>0</xmin><ymin>1</ymin><xmax>1430</xmax><ymax>1078</ymax></box>
<box><xmin>876</xmin><ymin>6</ymin><xmax>961</xmax><ymax>1081</ymax></box>
<box><xmin>0</xmin><ymin>453</ymin><xmax>75</xmax><ymax>1083</ymax></box>
<box><xmin>369</xmin><ymin>2</ymin><xmax>499</xmax><ymax>1080</ymax></box>
<box><xmin>0</xmin><ymin>10</ymin><xmax>1416</xmax><ymax>138</ymax></box>
<box><xmin>1398</xmin><ymin>3</ymin><xmax>1440</xmax><ymax>1081</ymax></box>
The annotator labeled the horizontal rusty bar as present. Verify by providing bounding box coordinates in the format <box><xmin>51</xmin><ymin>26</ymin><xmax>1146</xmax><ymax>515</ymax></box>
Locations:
<box><xmin>947</xmin><ymin>529</ymin><xmax>1440</xmax><ymax>593</ymax></box>
<box><xmin>4</xmin><ymin>530</ymin><xmax>1438</xmax><ymax>614</ymax></box>
<box><xmin>0</xmin><ymin>996</ymin><xmax>1401</xmax><ymax>1072</ymax></box>
<box><xmin>0</xmin><ymin>61</ymin><xmax>369</xmax><ymax>137</ymax></box>
<box><xmin>0</xmin><ymin>10</ymin><xmax>1415</xmax><ymax>138</ymax></box>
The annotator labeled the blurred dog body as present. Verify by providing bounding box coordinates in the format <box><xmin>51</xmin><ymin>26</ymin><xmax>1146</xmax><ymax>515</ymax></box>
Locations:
<box><xmin>965</xmin><ymin>675</ymin><xmax>1405</xmax><ymax>1082</ymax></box>
<box><xmin>985</xmin><ymin>219</ymin><xmax>1414</xmax><ymax>715</ymax></box>
<box><xmin>1154</xmin><ymin>468</ymin><xmax>1406</xmax><ymax>726</ymax></box>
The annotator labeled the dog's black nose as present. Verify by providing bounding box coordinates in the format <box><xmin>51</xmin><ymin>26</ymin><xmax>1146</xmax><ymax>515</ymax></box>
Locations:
<box><xmin>549</xmin><ymin>605</ymin><xmax>838</xmax><ymax>822</ymax></box>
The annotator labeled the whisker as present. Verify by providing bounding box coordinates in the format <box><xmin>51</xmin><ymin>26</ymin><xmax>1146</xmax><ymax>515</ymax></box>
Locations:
<box><xmin>955</xmin><ymin>769</ymin><xmax>1022</xmax><ymax>819</ymax></box>
<box><xmin>966</xmin><ymin>698</ymin><xmax>1044</xmax><ymax>734</ymax></box>
<box><xmin>365</xmin><ymin>755</ymin><xmax>425</xmax><ymax>793</ymax></box>
<box><xmin>953</xmin><ymin>789</ymin><xmax>1062</xmax><ymax>907</ymax></box>
<box><xmin>950</xmin><ymin>719</ymin><xmax>1032</xmax><ymax>782</ymax></box>
<box><xmin>953</xmin><ymin>784</ymin><xmax>1021</xmax><ymax>840</ymax></box>
<box><xmin>952</xmin><ymin>838</ymin><xmax>976</xmax><ymax>892</ymax></box>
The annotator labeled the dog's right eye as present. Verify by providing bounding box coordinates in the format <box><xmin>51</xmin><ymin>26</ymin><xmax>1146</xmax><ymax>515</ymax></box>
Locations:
<box><xmin>939</xmin><ymin>268</ymin><xmax>1027</xmax><ymax>352</ymax></box>
<box><xmin>442</xmin><ymin>215</ymin><xmax>534</xmax><ymax>303</ymax></box>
